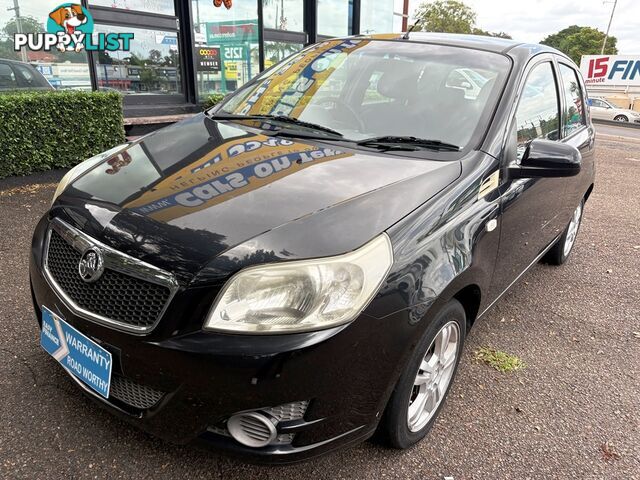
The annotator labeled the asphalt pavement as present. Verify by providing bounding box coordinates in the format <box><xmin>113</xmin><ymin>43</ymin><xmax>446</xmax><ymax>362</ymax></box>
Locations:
<box><xmin>0</xmin><ymin>135</ymin><xmax>638</xmax><ymax>479</ymax></box>
<box><xmin>595</xmin><ymin>121</ymin><xmax>640</xmax><ymax>141</ymax></box>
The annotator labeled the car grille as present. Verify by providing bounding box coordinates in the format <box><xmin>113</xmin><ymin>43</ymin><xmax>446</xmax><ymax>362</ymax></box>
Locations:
<box><xmin>109</xmin><ymin>374</ymin><xmax>165</xmax><ymax>410</ymax></box>
<box><xmin>46</xmin><ymin>229</ymin><xmax>172</xmax><ymax>330</ymax></box>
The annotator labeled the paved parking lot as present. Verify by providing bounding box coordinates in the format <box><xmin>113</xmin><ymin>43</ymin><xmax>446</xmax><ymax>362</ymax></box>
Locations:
<box><xmin>0</xmin><ymin>130</ymin><xmax>638</xmax><ymax>479</ymax></box>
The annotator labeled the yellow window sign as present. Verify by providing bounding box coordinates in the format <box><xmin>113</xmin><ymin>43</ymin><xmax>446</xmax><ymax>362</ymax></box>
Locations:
<box><xmin>225</xmin><ymin>61</ymin><xmax>237</xmax><ymax>80</ymax></box>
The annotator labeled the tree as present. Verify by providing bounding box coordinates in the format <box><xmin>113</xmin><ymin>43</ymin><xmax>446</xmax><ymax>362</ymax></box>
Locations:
<box><xmin>2</xmin><ymin>16</ymin><xmax>45</xmax><ymax>35</ymax></box>
<box><xmin>148</xmin><ymin>49</ymin><xmax>162</xmax><ymax>64</ymax></box>
<box><xmin>413</xmin><ymin>0</ymin><xmax>476</xmax><ymax>34</ymax></box>
<box><xmin>472</xmin><ymin>28</ymin><xmax>512</xmax><ymax>39</ymax></box>
<box><xmin>541</xmin><ymin>26</ymin><xmax>617</xmax><ymax>64</ymax></box>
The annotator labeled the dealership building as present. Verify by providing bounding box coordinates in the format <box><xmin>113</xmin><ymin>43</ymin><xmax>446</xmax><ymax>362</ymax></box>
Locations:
<box><xmin>1</xmin><ymin>0</ymin><xmax>408</xmax><ymax>120</ymax></box>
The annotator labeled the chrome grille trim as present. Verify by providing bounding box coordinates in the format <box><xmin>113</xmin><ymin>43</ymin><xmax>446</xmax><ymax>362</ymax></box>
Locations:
<box><xmin>43</xmin><ymin>217</ymin><xmax>179</xmax><ymax>334</ymax></box>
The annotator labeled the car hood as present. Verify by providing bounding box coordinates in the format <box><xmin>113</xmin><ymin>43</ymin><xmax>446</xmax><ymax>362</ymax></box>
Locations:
<box><xmin>56</xmin><ymin>114</ymin><xmax>461</xmax><ymax>284</ymax></box>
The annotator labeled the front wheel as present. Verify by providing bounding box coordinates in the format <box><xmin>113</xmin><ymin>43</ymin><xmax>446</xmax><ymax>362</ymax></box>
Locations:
<box><xmin>379</xmin><ymin>300</ymin><xmax>466</xmax><ymax>449</ymax></box>
<box><xmin>543</xmin><ymin>199</ymin><xmax>584</xmax><ymax>265</ymax></box>
<box><xmin>614</xmin><ymin>115</ymin><xmax>629</xmax><ymax>122</ymax></box>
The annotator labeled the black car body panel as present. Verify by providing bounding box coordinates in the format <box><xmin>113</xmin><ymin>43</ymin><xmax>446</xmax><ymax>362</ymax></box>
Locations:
<box><xmin>29</xmin><ymin>33</ymin><xmax>596</xmax><ymax>463</ymax></box>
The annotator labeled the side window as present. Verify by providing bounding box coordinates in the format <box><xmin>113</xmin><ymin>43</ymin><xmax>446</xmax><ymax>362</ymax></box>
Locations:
<box><xmin>13</xmin><ymin>64</ymin><xmax>35</xmax><ymax>86</ymax></box>
<box><xmin>591</xmin><ymin>99</ymin><xmax>606</xmax><ymax>108</ymax></box>
<box><xmin>558</xmin><ymin>64</ymin><xmax>586</xmax><ymax>137</ymax></box>
<box><xmin>515</xmin><ymin>62</ymin><xmax>560</xmax><ymax>158</ymax></box>
<box><xmin>0</xmin><ymin>63</ymin><xmax>18</xmax><ymax>90</ymax></box>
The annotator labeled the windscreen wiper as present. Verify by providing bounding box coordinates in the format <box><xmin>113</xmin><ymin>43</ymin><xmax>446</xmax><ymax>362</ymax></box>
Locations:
<box><xmin>209</xmin><ymin>113</ymin><xmax>344</xmax><ymax>138</ymax></box>
<box><xmin>356</xmin><ymin>136</ymin><xmax>460</xmax><ymax>152</ymax></box>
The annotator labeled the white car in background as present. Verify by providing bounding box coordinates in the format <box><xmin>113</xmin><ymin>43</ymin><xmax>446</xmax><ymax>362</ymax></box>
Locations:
<box><xmin>589</xmin><ymin>97</ymin><xmax>640</xmax><ymax>123</ymax></box>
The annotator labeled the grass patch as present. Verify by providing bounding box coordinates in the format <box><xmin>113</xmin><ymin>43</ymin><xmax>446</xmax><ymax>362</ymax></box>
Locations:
<box><xmin>474</xmin><ymin>347</ymin><xmax>526</xmax><ymax>373</ymax></box>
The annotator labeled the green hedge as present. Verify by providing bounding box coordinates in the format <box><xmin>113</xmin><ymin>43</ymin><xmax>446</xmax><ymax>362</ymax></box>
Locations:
<box><xmin>203</xmin><ymin>92</ymin><xmax>226</xmax><ymax>110</ymax></box>
<box><xmin>0</xmin><ymin>91</ymin><xmax>126</xmax><ymax>178</ymax></box>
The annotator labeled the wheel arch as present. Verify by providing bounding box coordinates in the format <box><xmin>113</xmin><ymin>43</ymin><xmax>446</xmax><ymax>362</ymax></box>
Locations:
<box><xmin>452</xmin><ymin>284</ymin><xmax>482</xmax><ymax>329</ymax></box>
<box><xmin>584</xmin><ymin>183</ymin><xmax>594</xmax><ymax>202</ymax></box>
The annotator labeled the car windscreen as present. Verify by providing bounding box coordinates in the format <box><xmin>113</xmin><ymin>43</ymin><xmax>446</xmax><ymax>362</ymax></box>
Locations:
<box><xmin>218</xmin><ymin>39</ymin><xmax>511</xmax><ymax>150</ymax></box>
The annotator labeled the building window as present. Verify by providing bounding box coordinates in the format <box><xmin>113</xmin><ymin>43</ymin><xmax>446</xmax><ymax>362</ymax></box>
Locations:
<box><xmin>192</xmin><ymin>0</ymin><xmax>260</xmax><ymax>100</ymax></box>
<box><xmin>89</xmin><ymin>0</ymin><xmax>175</xmax><ymax>16</ymax></box>
<box><xmin>262</xmin><ymin>0</ymin><xmax>304</xmax><ymax>32</ymax></box>
<box><xmin>0</xmin><ymin>6</ymin><xmax>91</xmax><ymax>90</ymax></box>
<box><xmin>361</xmin><ymin>0</ymin><xmax>394</xmax><ymax>34</ymax></box>
<box><xmin>318</xmin><ymin>0</ymin><xmax>352</xmax><ymax>37</ymax></box>
<box><xmin>94</xmin><ymin>25</ymin><xmax>181</xmax><ymax>95</ymax></box>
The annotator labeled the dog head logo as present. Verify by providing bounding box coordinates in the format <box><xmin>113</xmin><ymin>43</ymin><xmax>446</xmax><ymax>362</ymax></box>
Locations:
<box><xmin>213</xmin><ymin>0</ymin><xmax>233</xmax><ymax>9</ymax></box>
<box><xmin>48</xmin><ymin>4</ymin><xmax>90</xmax><ymax>35</ymax></box>
<box><xmin>46</xmin><ymin>3</ymin><xmax>94</xmax><ymax>52</ymax></box>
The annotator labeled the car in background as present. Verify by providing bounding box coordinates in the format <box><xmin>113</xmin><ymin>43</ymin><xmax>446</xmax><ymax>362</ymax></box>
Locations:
<box><xmin>589</xmin><ymin>97</ymin><xmax>640</xmax><ymax>123</ymax></box>
<box><xmin>0</xmin><ymin>58</ymin><xmax>54</xmax><ymax>91</ymax></box>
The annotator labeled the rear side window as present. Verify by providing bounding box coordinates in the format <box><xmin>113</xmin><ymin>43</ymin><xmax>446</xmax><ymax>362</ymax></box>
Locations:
<box><xmin>558</xmin><ymin>64</ymin><xmax>586</xmax><ymax>136</ymax></box>
<box><xmin>591</xmin><ymin>99</ymin><xmax>608</xmax><ymax>108</ymax></box>
<box><xmin>0</xmin><ymin>63</ymin><xmax>18</xmax><ymax>90</ymax></box>
<box><xmin>515</xmin><ymin>62</ymin><xmax>560</xmax><ymax>155</ymax></box>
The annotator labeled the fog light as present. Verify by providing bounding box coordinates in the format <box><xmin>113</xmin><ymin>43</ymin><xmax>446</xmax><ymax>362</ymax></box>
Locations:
<box><xmin>227</xmin><ymin>411</ymin><xmax>278</xmax><ymax>448</ymax></box>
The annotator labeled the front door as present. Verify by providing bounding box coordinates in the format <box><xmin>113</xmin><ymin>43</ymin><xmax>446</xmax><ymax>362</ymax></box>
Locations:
<box><xmin>490</xmin><ymin>59</ymin><xmax>568</xmax><ymax>298</ymax></box>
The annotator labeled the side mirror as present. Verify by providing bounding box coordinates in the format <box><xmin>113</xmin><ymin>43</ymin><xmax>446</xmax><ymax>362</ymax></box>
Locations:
<box><xmin>510</xmin><ymin>139</ymin><xmax>581</xmax><ymax>178</ymax></box>
<box><xmin>460</xmin><ymin>81</ymin><xmax>472</xmax><ymax>90</ymax></box>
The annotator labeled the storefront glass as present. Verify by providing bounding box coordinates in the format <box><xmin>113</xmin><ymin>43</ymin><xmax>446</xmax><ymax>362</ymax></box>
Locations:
<box><xmin>264</xmin><ymin>41</ymin><xmax>304</xmax><ymax>68</ymax></box>
<box><xmin>0</xmin><ymin>2</ymin><xmax>91</xmax><ymax>90</ymax></box>
<box><xmin>361</xmin><ymin>0</ymin><xmax>394</xmax><ymax>34</ymax></box>
<box><xmin>89</xmin><ymin>0</ymin><xmax>175</xmax><ymax>16</ymax></box>
<box><xmin>94</xmin><ymin>25</ymin><xmax>181</xmax><ymax>95</ymax></box>
<box><xmin>262</xmin><ymin>0</ymin><xmax>304</xmax><ymax>32</ymax></box>
<box><xmin>318</xmin><ymin>0</ymin><xmax>352</xmax><ymax>37</ymax></box>
<box><xmin>192</xmin><ymin>0</ymin><xmax>260</xmax><ymax>100</ymax></box>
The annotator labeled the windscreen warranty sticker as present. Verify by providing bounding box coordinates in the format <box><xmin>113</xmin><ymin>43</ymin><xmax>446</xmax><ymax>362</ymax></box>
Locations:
<box><xmin>40</xmin><ymin>306</ymin><xmax>112</xmax><ymax>398</ymax></box>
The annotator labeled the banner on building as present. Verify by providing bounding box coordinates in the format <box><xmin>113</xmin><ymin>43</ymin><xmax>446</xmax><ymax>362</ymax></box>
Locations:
<box><xmin>580</xmin><ymin>55</ymin><xmax>640</xmax><ymax>86</ymax></box>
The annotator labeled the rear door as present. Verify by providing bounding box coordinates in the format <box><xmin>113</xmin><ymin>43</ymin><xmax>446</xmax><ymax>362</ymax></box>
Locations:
<box><xmin>490</xmin><ymin>57</ymin><xmax>567</xmax><ymax>298</ymax></box>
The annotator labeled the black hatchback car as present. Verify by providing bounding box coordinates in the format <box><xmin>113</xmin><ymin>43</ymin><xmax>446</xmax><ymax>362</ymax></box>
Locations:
<box><xmin>30</xmin><ymin>33</ymin><xmax>595</xmax><ymax>462</ymax></box>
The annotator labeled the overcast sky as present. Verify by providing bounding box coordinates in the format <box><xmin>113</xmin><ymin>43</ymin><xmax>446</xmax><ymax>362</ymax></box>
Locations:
<box><xmin>408</xmin><ymin>0</ymin><xmax>640</xmax><ymax>54</ymax></box>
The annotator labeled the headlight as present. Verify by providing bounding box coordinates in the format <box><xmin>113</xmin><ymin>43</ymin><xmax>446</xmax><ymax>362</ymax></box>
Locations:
<box><xmin>52</xmin><ymin>144</ymin><xmax>128</xmax><ymax>205</ymax></box>
<box><xmin>204</xmin><ymin>234</ymin><xmax>394</xmax><ymax>334</ymax></box>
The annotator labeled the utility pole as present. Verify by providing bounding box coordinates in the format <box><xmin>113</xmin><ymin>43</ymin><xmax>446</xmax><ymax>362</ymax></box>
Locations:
<box><xmin>601</xmin><ymin>0</ymin><xmax>618</xmax><ymax>55</ymax></box>
<box><xmin>7</xmin><ymin>0</ymin><xmax>28</xmax><ymax>62</ymax></box>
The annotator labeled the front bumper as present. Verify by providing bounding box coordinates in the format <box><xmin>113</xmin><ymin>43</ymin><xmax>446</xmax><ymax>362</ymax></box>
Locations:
<box><xmin>29</xmin><ymin>214</ymin><xmax>414</xmax><ymax>463</ymax></box>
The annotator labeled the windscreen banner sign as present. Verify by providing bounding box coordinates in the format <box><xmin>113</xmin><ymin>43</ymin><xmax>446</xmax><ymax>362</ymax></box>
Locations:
<box><xmin>234</xmin><ymin>38</ymin><xmax>370</xmax><ymax>118</ymax></box>
<box><xmin>580</xmin><ymin>55</ymin><xmax>640</xmax><ymax>86</ymax></box>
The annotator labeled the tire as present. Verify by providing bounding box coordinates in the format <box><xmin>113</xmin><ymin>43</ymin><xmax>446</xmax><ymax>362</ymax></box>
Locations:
<box><xmin>542</xmin><ymin>199</ymin><xmax>584</xmax><ymax>265</ymax></box>
<box><xmin>614</xmin><ymin>115</ymin><xmax>629</xmax><ymax>122</ymax></box>
<box><xmin>379</xmin><ymin>299</ymin><xmax>466</xmax><ymax>449</ymax></box>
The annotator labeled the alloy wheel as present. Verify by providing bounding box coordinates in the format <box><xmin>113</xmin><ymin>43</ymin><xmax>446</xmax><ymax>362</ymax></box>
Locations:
<box><xmin>563</xmin><ymin>203</ymin><xmax>583</xmax><ymax>258</ymax></box>
<box><xmin>407</xmin><ymin>321</ymin><xmax>460</xmax><ymax>432</ymax></box>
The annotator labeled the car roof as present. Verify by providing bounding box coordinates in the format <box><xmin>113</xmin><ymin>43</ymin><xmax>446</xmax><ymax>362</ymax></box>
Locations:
<box><xmin>355</xmin><ymin>32</ymin><xmax>567</xmax><ymax>60</ymax></box>
<box><xmin>0</xmin><ymin>57</ymin><xmax>33</xmax><ymax>66</ymax></box>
